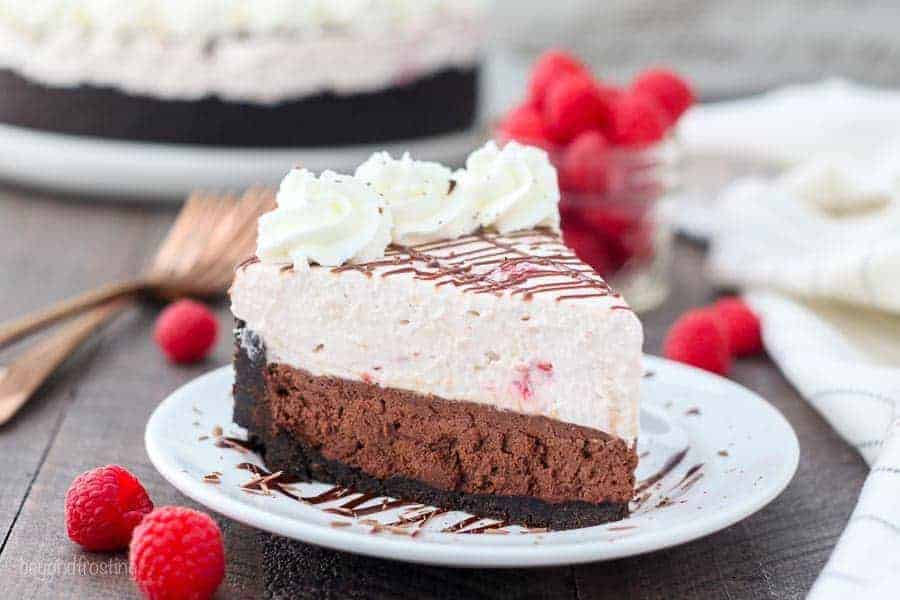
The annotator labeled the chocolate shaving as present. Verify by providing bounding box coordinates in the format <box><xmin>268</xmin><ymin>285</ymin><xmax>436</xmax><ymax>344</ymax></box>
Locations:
<box><xmin>214</xmin><ymin>436</ymin><xmax>256</xmax><ymax>453</ymax></box>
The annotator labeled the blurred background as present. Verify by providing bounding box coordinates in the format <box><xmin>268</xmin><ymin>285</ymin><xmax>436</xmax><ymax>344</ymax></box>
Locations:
<box><xmin>494</xmin><ymin>0</ymin><xmax>900</xmax><ymax>96</ymax></box>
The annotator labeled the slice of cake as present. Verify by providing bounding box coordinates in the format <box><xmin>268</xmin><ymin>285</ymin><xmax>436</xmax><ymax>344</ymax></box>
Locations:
<box><xmin>231</xmin><ymin>142</ymin><xmax>642</xmax><ymax>529</ymax></box>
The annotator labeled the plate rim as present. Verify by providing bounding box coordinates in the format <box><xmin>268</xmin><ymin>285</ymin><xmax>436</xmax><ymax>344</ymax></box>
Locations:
<box><xmin>145</xmin><ymin>355</ymin><xmax>800</xmax><ymax>568</ymax></box>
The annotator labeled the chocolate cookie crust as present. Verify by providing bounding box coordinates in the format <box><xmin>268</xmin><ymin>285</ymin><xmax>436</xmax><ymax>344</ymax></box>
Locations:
<box><xmin>0</xmin><ymin>67</ymin><xmax>478</xmax><ymax>147</ymax></box>
<box><xmin>233</xmin><ymin>323</ymin><xmax>637</xmax><ymax>529</ymax></box>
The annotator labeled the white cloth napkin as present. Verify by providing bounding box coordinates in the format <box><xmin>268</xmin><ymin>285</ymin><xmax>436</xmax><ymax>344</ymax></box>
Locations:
<box><xmin>706</xmin><ymin>157</ymin><xmax>900</xmax><ymax>598</ymax></box>
<box><xmin>679</xmin><ymin>79</ymin><xmax>900</xmax><ymax>165</ymax></box>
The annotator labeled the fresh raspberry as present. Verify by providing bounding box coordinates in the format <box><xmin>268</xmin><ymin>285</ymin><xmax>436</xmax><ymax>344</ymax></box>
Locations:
<box><xmin>605</xmin><ymin>222</ymin><xmax>655</xmax><ymax>269</ymax></box>
<box><xmin>631</xmin><ymin>68</ymin><xmax>695</xmax><ymax>123</ymax></box>
<box><xmin>65</xmin><ymin>465</ymin><xmax>154</xmax><ymax>551</ymax></box>
<box><xmin>594</xmin><ymin>84</ymin><xmax>624</xmax><ymax>136</ymax></box>
<box><xmin>130</xmin><ymin>507</ymin><xmax>225</xmax><ymax>600</ymax></box>
<box><xmin>608</xmin><ymin>91</ymin><xmax>668</xmax><ymax>147</ymax></box>
<box><xmin>544</xmin><ymin>74</ymin><xmax>614</xmax><ymax>144</ymax></box>
<box><xmin>528</xmin><ymin>49</ymin><xmax>588</xmax><ymax>108</ymax></box>
<box><xmin>663</xmin><ymin>309</ymin><xmax>732</xmax><ymax>375</ymax></box>
<box><xmin>713</xmin><ymin>296</ymin><xmax>763</xmax><ymax>357</ymax></box>
<box><xmin>562</xmin><ymin>226</ymin><xmax>612</xmax><ymax>275</ymax></box>
<box><xmin>154</xmin><ymin>300</ymin><xmax>218</xmax><ymax>364</ymax></box>
<box><xmin>560</xmin><ymin>131</ymin><xmax>611</xmax><ymax>193</ymax></box>
<box><xmin>497</xmin><ymin>102</ymin><xmax>552</xmax><ymax>148</ymax></box>
<box><xmin>579</xmin><ymin>201</ymin><xmax>644</xmax><ymax>239</ymax></box>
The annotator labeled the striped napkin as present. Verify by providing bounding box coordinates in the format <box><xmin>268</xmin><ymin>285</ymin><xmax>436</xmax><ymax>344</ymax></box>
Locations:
<box><xmin>705</xmin><ymin>158</ymin><xmax>900</xmax><ymax>598</ymax></box>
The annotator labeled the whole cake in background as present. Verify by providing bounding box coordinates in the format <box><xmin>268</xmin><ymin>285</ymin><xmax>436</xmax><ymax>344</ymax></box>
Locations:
<box><xmin>0</xmin><ymin>1</ymin><xmax>487</xmax><ymax>146</ymax></box>
<box><xmin>230</xmin><ymin>141</ymin><xmax>644</xmax><ymax>529</ymax></box>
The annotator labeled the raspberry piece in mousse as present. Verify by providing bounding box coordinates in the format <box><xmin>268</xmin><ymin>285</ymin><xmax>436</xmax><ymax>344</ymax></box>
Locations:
<box><xmin>65</xmin><ymin>464</ymin><xmax>154</xmax><ymax>551</ymax></box>
<box><xmin>130</xmin><ymin>506</ymin><xmax>225</xmax><ymax>600</ymax></box>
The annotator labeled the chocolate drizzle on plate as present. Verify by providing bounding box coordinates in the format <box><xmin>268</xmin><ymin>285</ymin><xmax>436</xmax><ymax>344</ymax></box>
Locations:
<box><xmin>332</xmin><ymin>229</ymin><xmax>618</xmax><ymax>304</ymax></box>
<box><xmin>224</xmin><ymin>441</ymin><xmax>707</xmax><ymax>534</ymax></box>
<box><xmin>635</xmin><ymin>446</ymin><xmax>690</xmax><ymax>495</ymax></box>
<box><xmin>231</xmin><ymin>463</ymin><xmax>515</xmax><ymax>535</ymax></box>
<box><xmin>631</xmin><ymin>446</ymin><xmax>707</xmax><ymax>512</ymax></box>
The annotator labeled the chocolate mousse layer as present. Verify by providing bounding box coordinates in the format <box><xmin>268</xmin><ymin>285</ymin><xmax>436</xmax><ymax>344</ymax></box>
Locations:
<box><xmin>233</xmin><ymin>323</ymin><xmax>637</xmax><ymax>529</ymax></box>
<box><xmin>0</xmin><ymin>67</ymin><xmax>477</xmax><ymax>147</ymax></box>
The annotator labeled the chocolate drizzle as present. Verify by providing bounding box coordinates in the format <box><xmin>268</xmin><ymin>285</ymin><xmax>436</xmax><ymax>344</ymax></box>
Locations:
<box><xmin>332</xmin><ymin>229</ymin><xmax>617</xmax><ymax>304</ymax></box>
<box><xmin>630</xmin><ymin>447</ymin><xmax>708</xmax><ymax>513</ymax></box>
<box><xmin>229</xmin><ymin>445</ymin><xmax>704</xmax><ymax>531</ymax></box>
<box><xmin>236</xmin><ymin>255</ymin><xmax>260</xmax><ymax>271</ymax></box>
<box><xmin>634</xmin><ymin>447</ymin><xmax>690</xmax><ymax>495</ymax></box>
<box><xmin>232</xmin><ymin>463</ymin><xmax>516</xmax><ymax>535</ymax></box>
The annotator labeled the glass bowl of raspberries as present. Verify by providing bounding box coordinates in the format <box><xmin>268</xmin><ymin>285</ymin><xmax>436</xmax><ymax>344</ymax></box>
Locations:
<box><xmin>496</xmin><ymin>50</ymin><xmax>694</xmax><ymax>311</ymax></box>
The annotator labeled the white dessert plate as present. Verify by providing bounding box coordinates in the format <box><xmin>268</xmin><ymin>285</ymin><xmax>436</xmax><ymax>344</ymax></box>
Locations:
<box><xmin>145</xmin><ymin>356</ymin><xmax>799</xmax><ymax>568</ymax></box>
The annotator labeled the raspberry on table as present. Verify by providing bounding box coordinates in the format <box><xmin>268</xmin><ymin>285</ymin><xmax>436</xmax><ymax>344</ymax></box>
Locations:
<box><xmin>663</xmin><ymin>308</ymin><xmax>732</xmax><ymax>376</ymax></box>
<box><xmin>154</xmin><ymin>299</ymin><xmax>218</xmax><ymax>364</ymax></box>
<box><xmin>528</xmin><ymin>49</ymin><xmax>588</xmax><ymax>108</ymax></box>
<box><xmin>130</xmin><ymin>506</ymin><xmax>225</xmax><ymax>600</ymax></box>
<box><xmin>713</xmin><ymin>297</ymin><xmax>763</xmax><ymax>357</ymax></box>
<box><xmin>65</xmin><ymin>465</ymin><xmax>154</xmax><ymax>552</ymax></box>
<box><xmin>544</xmin><ymin>74</ymin><xmax>614</xmax><ymax>144</ymax></box>
<box><xmin>608</xmin><ymin>91</ymin><xmax>669</xmax><ymax>147</ymax></box>
<box><xmin>631</xmin><ymin>68</ymin><xmax>695</xmax><ymax>123</ymax></box>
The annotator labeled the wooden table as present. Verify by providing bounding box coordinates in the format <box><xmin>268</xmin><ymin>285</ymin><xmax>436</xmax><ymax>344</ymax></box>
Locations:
<box><xmin>0</xmin><ymin>185</ymin><xmax>868</xmax><ymax>599</ymax></box>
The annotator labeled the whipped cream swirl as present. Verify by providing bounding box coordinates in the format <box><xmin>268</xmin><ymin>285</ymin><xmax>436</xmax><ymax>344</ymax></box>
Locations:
<box><xmin>355</xmin><ymin>152</ymin><xmax>477</xmax><ymax>245</ymax></box>
<box><xmin>254</xmin><ymin>140</ymin><xmax>561</xmax><ymax>268</ymax></box>
<box><xmin>461</xmin><ymin>141</ymin><xmax>560</xmax><ymax>234</ymax></box>
<box><xmin>257</xmin><ymin>168</ymin><xmax>392</xmax><ymax>268</ymax></box>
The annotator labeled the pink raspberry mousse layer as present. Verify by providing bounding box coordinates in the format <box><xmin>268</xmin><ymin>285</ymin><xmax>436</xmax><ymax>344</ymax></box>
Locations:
<box><xmin>230</xmin><ymin>228</ymin><xmax>642</xmax><ymax>444</ymax></box>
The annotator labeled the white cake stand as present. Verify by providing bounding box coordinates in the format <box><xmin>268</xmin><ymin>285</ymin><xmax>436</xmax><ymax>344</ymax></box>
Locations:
<box><xmin>0</xmin><ymin>54</ymin><xmax>527</xmax><ymax>202</ymax></box>
<box><xmin>0</xmin><ymin>123</ymin><xmax>486</xmax><ymax>201</ymax></box>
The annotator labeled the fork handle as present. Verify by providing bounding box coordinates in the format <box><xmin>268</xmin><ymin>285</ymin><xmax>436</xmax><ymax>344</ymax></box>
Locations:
<box><xmin>0</xmin><ymin>299</ymin><xmax>130</xmax><ymax>426</ymax></box>
<box><xmin>0</xmin><ymin>279</ymin><xmax>148</xmax><ymax>350</ymax></box>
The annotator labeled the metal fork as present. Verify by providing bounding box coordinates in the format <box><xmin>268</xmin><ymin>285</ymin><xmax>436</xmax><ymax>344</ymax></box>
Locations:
<box><xmin>0</xmin><ymin>189</ymin><xmax>274</xmax><ymax>425</ymax></box>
